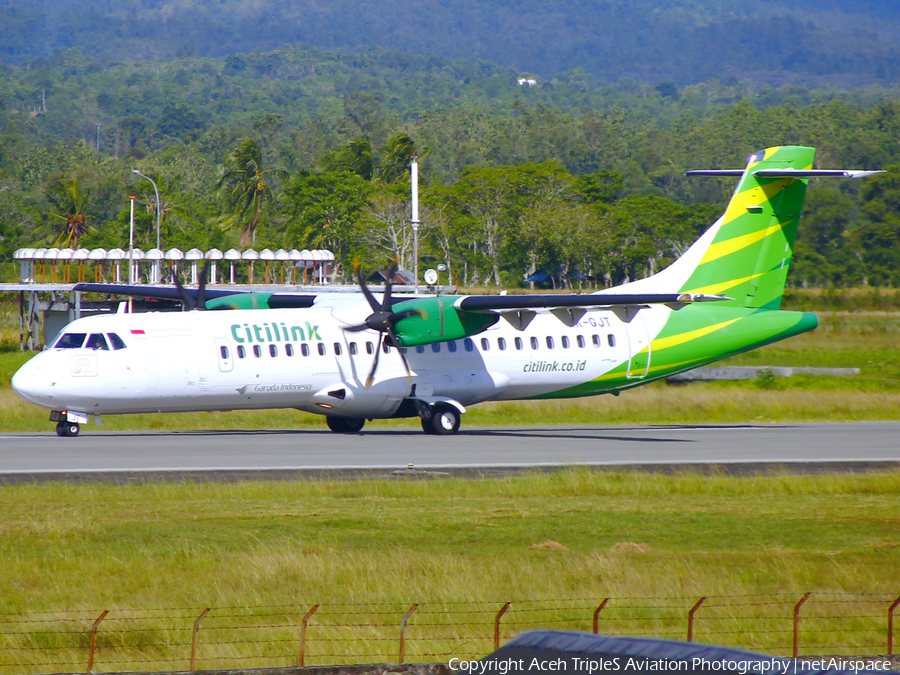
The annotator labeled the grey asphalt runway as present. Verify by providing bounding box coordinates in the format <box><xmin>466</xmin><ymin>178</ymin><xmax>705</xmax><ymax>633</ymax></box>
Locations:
<box><xmin>0</xmin><ymin>421</ymin><xmax>898</xmax><ymax>482</ymax></box>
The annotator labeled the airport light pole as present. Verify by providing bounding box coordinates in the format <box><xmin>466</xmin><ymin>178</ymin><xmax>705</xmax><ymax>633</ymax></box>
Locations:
<box><xmin>410</xmin><ymin>153</ymin><xmax>419</xmax><ymax>293</ymax></box>
<box><xmin>131</xmin><ymin>169</ymin><xmax>161</xmax><ymax>251</ymax></box>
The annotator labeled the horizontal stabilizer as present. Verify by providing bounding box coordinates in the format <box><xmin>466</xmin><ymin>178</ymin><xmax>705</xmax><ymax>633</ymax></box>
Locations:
<box><xmin>686</xmin><ymin>169</ymin><xmax>884</xmax><ymax>179</ymax></box>
<box><xmin>683</xmin><ymin>170</ymin><xmax>744</xmax><ymax>177</ymax></box>
<box><xmin>752</xmin><ymin>168</ymin><xmax>884</xmax><ymax>178</ymax></box>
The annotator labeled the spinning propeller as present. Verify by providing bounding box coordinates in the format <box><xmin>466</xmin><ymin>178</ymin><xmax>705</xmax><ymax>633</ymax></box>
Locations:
<box><xmin>343</xmin><ymin>263</ymin><xmax>423</xmax><ymax>387</ymax></box>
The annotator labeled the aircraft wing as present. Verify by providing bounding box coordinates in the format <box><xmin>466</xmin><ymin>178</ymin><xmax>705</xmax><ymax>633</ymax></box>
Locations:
<box><xmin>71</xmin><ymin>283</ymin><xmax>318</xmax><ymax>309</ymax></box>
<box><xmin>72</xmin><ymin>283</ymin><xmax>241</xmax><ymax>301</ymax></box>
<box><xmin>450</xmin><ymin>292</ymin><xmax>729</xmax><ymax>327</ymax></box>
<box><xmin>454</xmin><ymin>292</ymin><xmax>726</xmax><ymax>312</ymax></box>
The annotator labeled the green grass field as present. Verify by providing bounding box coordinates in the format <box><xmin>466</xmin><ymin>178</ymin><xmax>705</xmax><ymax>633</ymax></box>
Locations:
<box><xmin>0</xmin><ymin>471</ymin><xmax>898</xmax><ymax>673</ymax></box>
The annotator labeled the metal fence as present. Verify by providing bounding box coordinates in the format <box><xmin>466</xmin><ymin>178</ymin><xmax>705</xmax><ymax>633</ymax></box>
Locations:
<box><xmin>1</xmin><ymin>593</ymin><xmax>898</xmax><ymax>674</ymax></box>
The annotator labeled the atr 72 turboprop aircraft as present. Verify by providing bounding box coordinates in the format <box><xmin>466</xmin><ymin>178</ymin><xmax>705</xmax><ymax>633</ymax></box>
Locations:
<box><xmin>12</xmin><ymin>146</ymin><xmax>883</xmax><ymax>437</ymax></box>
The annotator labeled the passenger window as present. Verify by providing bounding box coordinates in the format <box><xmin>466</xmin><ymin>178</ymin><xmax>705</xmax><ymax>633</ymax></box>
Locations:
<box><xmin>366</xmin><ymin>342</ymin><xmax>374</xmax><ymax>355</ymax></box>
<box><xmin>349</xmin><ymin>342</ymin><xmax>358</xmax><ymax>355</ymax></box>
<box><xmin>269</xmin><ymin>344</ymin><xmax>278</xmax><ymax>357</ymax></box>
<box><xmin>464</xmin><ymin>338</ymin><xmax>474</xmax><ymax>352</ymax></box>
<box><xmin>447</xmin><ymin>341</ymin><xmax>457</xmax><ymax>352</ymax></box>
<box><xmin>383</xmin><ymin>341</ymin><xmax>391</xmax><ymax>353</ymax></box>
<box><xmin>530</xmin><ymin>336</ymin><xmax>539</xmax><ymax>350</ymax></box>
<box><xmin>286</xmin><ymin>344</ymin><xmax>294</xmax><ymax>357</ymax></box>
<box><xmin>318</xmin><ymin>343</ymin><xmax>326</xmax><ymax>356</ymax></box>
<box><xmin>546</xmin><ymin>336</ymin><xmax>555</xmax><ymax>349</ymax></box>
<box><xmin>577</xmin><ymin>335</ymin><xmax>585</xmax><ymax>348</ymax></box>
<box><xmin>108</xmin><ymin>333</ymin><xmax>127</xmax><ymax>350</ymax></box>
<box><xmin>562</xmin><ymin>336</ymin><xmax>570</xmax><ymax>349</ymax></box>
<box><xmin>253</xmin><ymin>345</ymin><xmax>262</xmax><ymax>358</ymax></box>
<box><xmin>431</xmin><ymin>343</ymin><xmax>441</xmax><ymax>353</ymax></box>
<box><xmin>592</xmin><ymin>334</ymin><xmax>601</xmax><ymax>347</ymax></box>
<box><xmin>220</xmin><ymin>345</ymin><xmax>229</xmax><ymax>360</ymax></box>
<box><xmin>608</xmin><ymin>334</ymin><xmax>616</xmax><ymax>347</ymax></box>
<box><xmin>55</xmin><ymin>333</ymin><xmax>87</xmax><ymax>349</ymax></box>
<box><xmin>87</xmin><ymin>333</ymin><xmax>109</xmax><ymax>351</ymax></box>
<box><xmin>515</xmin><ymin>337</ymin><xmax>523</xmax><ymax>350</ymax></box>
<box><xmin>416</xmin><ymin>345</ymin><xmax>425</xmax><ymax>354</ymax></box>
<box><xmin>481</xmin><ymin>338</ymin><xmax>490</xmax><ymax>351</ymax></box>
<box><xmin>497</xmin><ymin>337</ymin><xmax>506</xmax><ymax>351</ymax></box>
<box><xmin>333</xmin><ymin>343</ymin><xmax>342</xmax><ymax>356</ymax></box>
<box><xmin>237</xmin><ymin>345</ymin><xmax>246</xmax><ymax>359</ymax></box>
<box><xmin>301</xmin><ymin>344</ymin><xmax>310</xmax><ymax>356</ymax></box>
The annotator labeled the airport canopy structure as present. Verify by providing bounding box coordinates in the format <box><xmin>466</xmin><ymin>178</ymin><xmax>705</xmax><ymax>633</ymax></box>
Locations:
<box><xmin>13</xmin><ymin>247</ymin><xmax>337</xmax><ymax>286</ymax></box>
<box><xmin>5</xmin><ymin>247</ymin><xmax>341</xmax><ymax>350</ymax></box>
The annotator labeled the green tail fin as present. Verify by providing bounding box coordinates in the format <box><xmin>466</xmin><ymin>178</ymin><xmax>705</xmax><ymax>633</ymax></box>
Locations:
<box><xmin>679</xmin><ymin>145</ymin><xmax>815</xmax><ymax>309</ymax></box>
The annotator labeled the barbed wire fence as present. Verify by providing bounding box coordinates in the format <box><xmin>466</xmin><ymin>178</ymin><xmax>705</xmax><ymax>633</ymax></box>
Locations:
<box><xmin>1</xmin><ymin>593</ymin><xmax>898</xmax><ymax>674</ymax></box>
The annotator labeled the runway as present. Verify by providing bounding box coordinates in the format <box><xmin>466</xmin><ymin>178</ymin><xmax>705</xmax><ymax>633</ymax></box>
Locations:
<box><xmin>1</xmin><ymin>421</ymin><xmax>898</xmax><ymax>482</ymax></box>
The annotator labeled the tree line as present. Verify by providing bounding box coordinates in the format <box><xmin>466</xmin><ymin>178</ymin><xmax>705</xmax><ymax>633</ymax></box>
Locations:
<box><xmin>2</xmin><ymin>47</ymin><xmax>900</xmax><ymax>287</ymax></box>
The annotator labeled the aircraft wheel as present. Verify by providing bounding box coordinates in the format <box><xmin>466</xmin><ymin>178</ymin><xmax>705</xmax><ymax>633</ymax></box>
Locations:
<box><xmin>421</xmin><ymin>417</ymin><xmax>435</xmax><ymax>434</ymax></box>
<box><xmin>428</xmin><ymin>404</ymin><xmax>461</xmax><ymax>435</ymax></box>
<box><xmin>344</xmin><ymin>417</ymin><xmax>365</xmax><ymax>433</ymax></box>
<box><xmin>326</xmin><ymin>416</ymin><xmax>365</xmax><ymax>433</ymax></box>
<box><xmin>56</xmin><ymin>421</ymin><xmax>80</xmax><ymax>437</ymax></box>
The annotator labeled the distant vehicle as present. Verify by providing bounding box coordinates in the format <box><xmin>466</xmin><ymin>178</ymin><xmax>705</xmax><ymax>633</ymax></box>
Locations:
<box><xmin>12</xmin><ymin>146</ymin><xmax>882</xmax><ymax>437</ymax></box>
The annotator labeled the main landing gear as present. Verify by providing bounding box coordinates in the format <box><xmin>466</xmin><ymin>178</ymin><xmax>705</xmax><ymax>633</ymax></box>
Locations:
<box><xmin>323</xmin><ymin>402</ymin><xmax>463</xmax><ymax>435</ymax></box>
<box><xmin>326</xmin><ymin>416</ymin><xmax>366</xmax><ymax>433</ymax></box>
<box><xmin>55</xmin><ymin>421</ymin><xmax>80</xmax><ymax>437</ymax></box>
<box><xmin>420</xmin><ymin>403</ymin><xmax>461</xmax><ymax>435</ymax></box>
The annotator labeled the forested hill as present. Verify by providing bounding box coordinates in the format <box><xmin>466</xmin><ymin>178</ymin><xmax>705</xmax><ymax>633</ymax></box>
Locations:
<box><xmin>3</xmin><ymin>0</ymin><xmax>900</xmax><ymax>86</ymax></box>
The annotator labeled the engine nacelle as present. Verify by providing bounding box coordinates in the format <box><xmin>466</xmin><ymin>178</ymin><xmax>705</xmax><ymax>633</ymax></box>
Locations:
<box><xmin>311</xmin><ymin>378</ymin><xmax>409</xmax><ymax>417</ymax></box>
<box><xmin>391</xmin><ymin>296</ymin><xmax>498</xmax><ymax>346</ymax></box>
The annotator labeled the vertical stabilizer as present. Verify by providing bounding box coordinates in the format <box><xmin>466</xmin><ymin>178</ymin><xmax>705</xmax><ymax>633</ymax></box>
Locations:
<box><xmin>678</xmin><ymin>145</ymin><xmax>815</xmax><ymax>309</ymax></box>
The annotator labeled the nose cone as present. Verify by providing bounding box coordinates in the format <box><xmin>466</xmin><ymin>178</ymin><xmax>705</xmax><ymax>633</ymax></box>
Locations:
<box><xmin>11</xmin><ymin>356</ymin><xmax>51</xmax><ymax>408</ymax></box>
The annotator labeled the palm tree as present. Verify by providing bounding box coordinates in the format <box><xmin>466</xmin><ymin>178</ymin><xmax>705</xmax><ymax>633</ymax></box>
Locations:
<box><xmin>217</xmin><ymin>139</ymin><xmax>287</xmax><ymax>249</ymax></box>
<box><xmin>45</xmin><ymin>176</ymin><xmax>90</xmax><ymax>249</ymax></box>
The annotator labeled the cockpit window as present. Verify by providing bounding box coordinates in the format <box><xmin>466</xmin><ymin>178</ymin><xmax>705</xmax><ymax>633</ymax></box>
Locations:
<box><xmin>108</xmin><ymin>333</ymin><xmax>127</xmax><ymax>350</ymax></box>
<box><xmin>87</xmin><ymin>333</ymin><xmax>110</xmax><ymax>351</ymax></box>
<box><xmin>54</xmin><ymin>333</ymin><xmax>87</xmax><ymax>349</ymax></box>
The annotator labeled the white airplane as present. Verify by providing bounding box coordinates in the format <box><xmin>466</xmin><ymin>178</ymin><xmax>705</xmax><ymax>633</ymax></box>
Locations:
<box><xmin>12</xmin><ymin>145</ymin><xmax>882</xmax><ymax>437</ymax></box>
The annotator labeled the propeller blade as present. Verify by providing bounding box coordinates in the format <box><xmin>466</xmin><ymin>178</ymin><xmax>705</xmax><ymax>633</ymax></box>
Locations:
<box><xmin>356</xmin><ymin>264</ymin><xmax>382</xmax><ymax>313</ymax></box>
<box><xmin>388</xmin><ymin>308</ymin><xmax>424</xmax><ymax>325</ymax></box>
<box><xmin>172</xmin><ymin>273</ymin><xmax>195</xmax><ymax>310</ymax></box>
<box><xmin>341</xmin><ymin>323</ymin><xmax>370</xmax><ymax>333</ymax></box>
<box><xmin>364</xmin><ymin>333</ymin><xmax>383</xmax><ymax>388</ymax></box>
<box><xmin>196</xmin><ymin>261</ymin><xmax>210</xmax><ymax>310</ymax></box>
<box><xmin>386</xmin><ymin>326</ymin><xmax>412</xmax><ymax>381</ymax></box>
<box><xmin>382</xmin><ymin>260</ymin><xmax>398</xmax><ymax>312</ymax></box>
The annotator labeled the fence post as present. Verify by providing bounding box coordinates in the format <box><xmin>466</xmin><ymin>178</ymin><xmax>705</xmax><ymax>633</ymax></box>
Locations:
<box><xmin>793</xmin><ymin>593</ymin><xmax>811</xmax><ymax>658</ymax></box>
<box><xmin>494</xmin><ymin>602</ymin><xmax>511</xmax><ymax>650</ymax></box>
<box><xmin>87</xmin><ymin>610</ymin><xmax>108</xmax><ymax>673</ymax></box>
<box><xmin>399</xmin><ymin>604</ymin><xmax>418</xmax><ymax>664</ymax></box>
<box><xmin>688</xmin><ymin>598</ymin><xmax>707</xmax><ymax>643</ymax></box>
<box><xmin>593</xmin><ymin>599</ymin><xmax>610</xmax><ymax>634</ymax></box>
<box><xmin>889</xmin><ymin>595</ymin><xmax>900</xmax><ymax>656</ymax></box>
<box><xmin>298</xmin><ymin>604</ymin><xmax>319</xmax><ymax>667</ymax></box>
<box><xmin>190</xmin><ymin>608</ymin><xmax>211</xmax><ymax>672</ymax></box>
